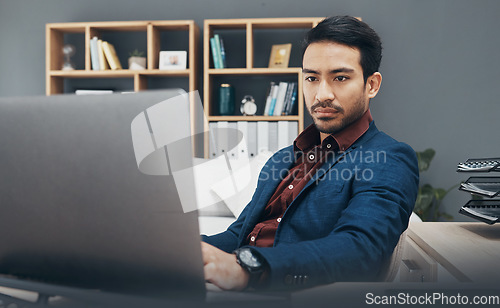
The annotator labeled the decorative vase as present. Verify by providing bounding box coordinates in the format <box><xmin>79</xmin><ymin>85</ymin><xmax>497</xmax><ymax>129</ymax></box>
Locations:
<box><xmin>128</xmin><ymin>56</ymin><xmax>146</xmax><ymax>70</ymax></box>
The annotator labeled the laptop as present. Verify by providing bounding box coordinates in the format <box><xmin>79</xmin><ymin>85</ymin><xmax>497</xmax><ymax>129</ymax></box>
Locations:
<box><xmin>0</xmin><ymin>90</ymin><xmax>206</xmax><ymax>301</ymax></box>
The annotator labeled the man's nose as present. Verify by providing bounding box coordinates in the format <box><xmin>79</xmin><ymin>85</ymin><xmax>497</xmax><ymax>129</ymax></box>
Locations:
<box><xmin>315</xmin><ymin>81</ymin><xmax>335</xmax><ymax>102</ymax></box>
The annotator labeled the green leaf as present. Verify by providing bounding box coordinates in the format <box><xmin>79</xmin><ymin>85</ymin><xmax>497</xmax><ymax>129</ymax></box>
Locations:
<box><xmin>414</xmin><ymin>185</ymin><xmax>435</xmax><ymax>214</ymax></box>
<box><xmin>416</xmin><ymin>148</ymin><xmax>435</xmax><ymax>172</ymax></box>
<box><xmin>434</xmin><ymin>188</ymin><xmax>448</xmax><ymax>200</ymax></box>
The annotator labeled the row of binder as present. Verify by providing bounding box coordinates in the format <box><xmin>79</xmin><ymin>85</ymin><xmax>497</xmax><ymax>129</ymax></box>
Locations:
<box><xmin>457</xmin><ymin>158</ymin><xmax>500</xmax><ymax>224</ymax></box>
<box><xmin>209</xmin><ymin>121</ymin><xmax>298</xmax><ymax>159</ymax></box>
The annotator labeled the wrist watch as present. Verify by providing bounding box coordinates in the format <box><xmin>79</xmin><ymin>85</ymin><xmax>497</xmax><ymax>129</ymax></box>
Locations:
<box><xmin>240</xmin><ymin>95</ymin><xmax>257</xmax><ymax>116</ymax></box>
<box><xmin>234</xmin><ymin>247</ymin><xmax>265</xmax><ymax>288</ymax></box>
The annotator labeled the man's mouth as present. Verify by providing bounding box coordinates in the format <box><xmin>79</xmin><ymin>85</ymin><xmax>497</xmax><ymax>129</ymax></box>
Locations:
<box><xmin>313</xmin><ymin>107</ymin><xmax>340</xmax><ymax>118</ymax></box>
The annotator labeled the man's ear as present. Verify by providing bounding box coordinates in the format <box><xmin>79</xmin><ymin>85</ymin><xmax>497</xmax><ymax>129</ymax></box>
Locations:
<box><xmin>366</xmin><ymin>72</ymin><xmax>382</xmax><ymax>99</ymax></box>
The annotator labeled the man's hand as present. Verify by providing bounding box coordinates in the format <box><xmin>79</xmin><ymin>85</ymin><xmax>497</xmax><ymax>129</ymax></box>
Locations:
<box><xmin>201</xmin><ymin>242</ymin><xmax>249</xmax><ymax>291</ymax></box>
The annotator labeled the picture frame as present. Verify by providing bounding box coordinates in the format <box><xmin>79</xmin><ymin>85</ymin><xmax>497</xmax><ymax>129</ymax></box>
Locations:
<box><xmin>159</xmin><ymin>51</ymin><xmax>187</xmax><ymax>70</ymax></box>
<box><xmin>268</xmin><ymin>43</ymin><xmax>292</xmax><ymax>68</ymax></box>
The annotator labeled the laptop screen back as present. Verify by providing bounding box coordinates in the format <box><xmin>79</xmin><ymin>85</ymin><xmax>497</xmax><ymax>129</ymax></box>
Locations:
<box><xmin>0</xmin><ymin>90</ymin><xmax>205</xmax><ymax>299</ymax></box>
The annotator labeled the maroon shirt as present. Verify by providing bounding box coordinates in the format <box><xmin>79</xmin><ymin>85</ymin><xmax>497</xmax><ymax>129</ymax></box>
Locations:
<box><xmin>246</xmin><ymin>110</ymin><xmax>374</xmax><ymax>247</ymax></box>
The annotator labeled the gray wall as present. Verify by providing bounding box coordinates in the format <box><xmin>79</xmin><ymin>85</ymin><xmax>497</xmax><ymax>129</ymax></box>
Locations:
<box><xmin>1</xmin><ymin>0</ymin><xmax>500</xmax><ymax>221</ymax></box>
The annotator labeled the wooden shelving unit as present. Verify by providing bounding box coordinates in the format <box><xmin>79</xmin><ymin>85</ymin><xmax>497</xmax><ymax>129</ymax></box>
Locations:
<box><xmin>46</xmin><ymin>20</ymin><xmax>199</xmax><ymax>95</ymax></box>
<box><xmin>203</xmin><ymin>17</ymin><xmax>324</xmax><ymax>157</ymax></box>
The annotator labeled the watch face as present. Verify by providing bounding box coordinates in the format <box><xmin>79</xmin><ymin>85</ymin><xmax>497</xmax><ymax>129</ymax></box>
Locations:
<box><xmin>239</xmin><ymin>249</ymin><xmax>261</xmax><ymax>268</ymax></box>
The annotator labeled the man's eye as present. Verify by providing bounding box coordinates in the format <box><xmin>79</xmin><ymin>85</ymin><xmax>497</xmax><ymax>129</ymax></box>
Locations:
<box><xmin>305</xmin><ymin>76</ymin><xmax>317</xmax><ymax>82</ymax></box>
<box><xmin>335</xmin><ymin>76</ymin><xmax>348</xmax><ymax>82</ymax></box>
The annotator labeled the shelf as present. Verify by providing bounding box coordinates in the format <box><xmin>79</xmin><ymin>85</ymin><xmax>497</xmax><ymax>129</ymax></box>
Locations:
<box><xmin>46</xmin><ymin>20</ymin><xmax>198</xmax><ymax>94</ymax></box>
<box><xmin>207</xmin><ymin>68</ymin><xmax>302</xmax><ymax>75</ymax></box>
<box><xmin>49</xmin><ymin>69</ymin><xmax>191</xmax><ymax>78</ymax></box>
<box><xmin>208</xmin><ymin>116</ymin><xmax>300</xmax><ymax>122</ymax></box>
<box><xmin>203</xmin><ymin>17</ymin><xmax>323</xmax><ymax>157</ymax></box>
<box><xmin>205</xmin><ymin>18</ymin><xmax>324</xmax><ymax>29</ymax></box>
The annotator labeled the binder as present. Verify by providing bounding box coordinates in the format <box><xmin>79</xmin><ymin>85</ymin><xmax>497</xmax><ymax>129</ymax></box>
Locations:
<box><xmin>209</xmin><ymin>122</ymin><xmax>218</xmax><ymax>159</ymax></box>
<box><xmin>257</xmin><ymin>121</ymin><xmax>269</xmax><ymax>154</ymax></box>
<box><xmin>217</xmin><ymin>121</ymin><xmax>229</xmax><ymax>156</ymax></box>
<box><xmin>278</xmin><ymin>121</ymin><xmax>290</xmax><ymax>150</ymax></box>
<box><xmin>227</xmin><ymin>122</ymin><xmax>239</xmax><ymax>159</ymax></box>
<box><xmin>268</xmin><ymin>121</ymin><xmax>279</xmax><ymax>153</ymax></box>
<box><xmin>288</xmin><ymin>121</ymin><xmax>298</xmax><ymax>145</ymax></box>
<box><xmin>237</xmin><ymin>121</ymin><xmax>248</xmax><ymax>157</ymax></box>
<box><xmin>247</xmin><ymin>122</ymin><xmax>258</xmax><ymax>158</ymax></box>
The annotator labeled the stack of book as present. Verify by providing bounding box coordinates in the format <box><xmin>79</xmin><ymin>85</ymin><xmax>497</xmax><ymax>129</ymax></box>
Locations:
<box><xmin>89</xmin><ymin>36</ymin><xmax>123</xmax><ymax>71</ymax></box>
<box><xmin>209</xmin><ymin>34</ymin><xmax>226</xmax><ymax>69</ymax></box>
<box><xmin>457</xmin><ymin>158</ymin><xmax>500</xmax><ymax>224</ymax></box>
<box><xmin>263</xmin><ymin>81</ymin><xmax>298</xmax><ymax>116</ymax></box>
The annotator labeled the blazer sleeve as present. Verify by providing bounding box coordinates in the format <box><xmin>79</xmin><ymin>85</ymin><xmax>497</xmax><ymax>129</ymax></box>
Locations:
<box><xmin>201</xmin><ymin>201</ymin><xmax>250</xmax><ymax>253</ymax></box>
<box><xmin>248</xmin><ymin>142</ymin><xmax>419</xmax><ymax>290</ymax></box>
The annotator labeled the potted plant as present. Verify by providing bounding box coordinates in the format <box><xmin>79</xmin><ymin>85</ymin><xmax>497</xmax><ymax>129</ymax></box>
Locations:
<box><xmin>414</xmin><ymin>148</ymin><xmax>458</xmax><ymax>221</ymax></box>
<box><xmin>128</xmin><ymin>49</ymin><xmax>146</xmax><ymax>70</ymax></box>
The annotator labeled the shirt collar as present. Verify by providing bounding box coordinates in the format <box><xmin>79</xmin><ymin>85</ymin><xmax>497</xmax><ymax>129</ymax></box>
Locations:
<box><xmin>294</xmin><ymin>109</ymin><xmax>373</xmax><ymax>154</ymax></box>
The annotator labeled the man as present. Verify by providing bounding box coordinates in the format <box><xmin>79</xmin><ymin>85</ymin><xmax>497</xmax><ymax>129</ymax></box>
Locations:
<box><xmin>202</xmin><ymin>15</ymin><xmax>419</xmax><ymax>291</ymax></box>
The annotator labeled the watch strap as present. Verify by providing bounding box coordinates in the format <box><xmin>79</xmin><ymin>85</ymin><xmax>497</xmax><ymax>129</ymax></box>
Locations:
<box><xmin>234</xmin><ymin>248</ymin><xmax>266</xmax><ymax>288</ymax></box>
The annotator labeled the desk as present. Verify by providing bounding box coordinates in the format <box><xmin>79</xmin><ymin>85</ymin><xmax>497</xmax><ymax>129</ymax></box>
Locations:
<box><xmin>293</xmin><ymin>222</ymin><xmax>500</xmax><ymax>308</ymax></box>
<box><xmin>2</xmin><ymin>222</ymin><xmax>499</xmax><ymax>307</ymax></box>
<box><xmin>405</xmin><ymin>222</ymin><xmax>500</xmax><ymax>283</ymax></box>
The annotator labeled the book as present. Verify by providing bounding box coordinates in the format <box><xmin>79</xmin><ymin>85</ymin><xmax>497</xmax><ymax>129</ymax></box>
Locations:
<box><xmin>97</xmin><ymin>39</ymin><xmax>109</xmax><ymax>70</ymax></box>
<box><xmin>89</xmin><ymin>36</ymin><xmax>100</xmax><ymax>70</ymax></box>
<box><xmin>210</xmin><ymin>37</ymin><xmax>221</xmax><ymax>69</ymax></box>
<box><xmin>281</xmin><ymin>82</ymin><xmax>295</xmax><ymax>115</ymax></box>
<box><xmin>286</xmin><ymin>83</ymin><xmax>298</xmax><ymax>115</ymax></box>
<box><xmin>267</xmin><ymin>83</ymin><xmax>280</xmax><ymax>116</ymax></box>
<box><xmin>263</xmin><ymin>82</ymin><xmax>276</xmax><ymax>116</ymax></box>
<box><xmin>102</xmin><ymin>41</ymin><xmax>122</xmax><ymax>70</ymax></box>
<box><xmin>219</xmin><ymin>36</ymin><xmax>227</xmax><ymax>68</ymax></box>
<box><xmin>214</xmin><ymin>34</ymin><xmax>224</xmax><ymax>69</ymax></box>
<box><xmin>273</xmin><ymin>82</ymin><xmax>289</xmax><ymax>116</ymax></box>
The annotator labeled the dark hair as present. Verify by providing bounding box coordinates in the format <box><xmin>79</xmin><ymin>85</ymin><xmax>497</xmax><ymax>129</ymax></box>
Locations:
<box><xmin>303</xmin><ymin>16</ymin><xmax>382</xmax><ymax>82</ymax></box>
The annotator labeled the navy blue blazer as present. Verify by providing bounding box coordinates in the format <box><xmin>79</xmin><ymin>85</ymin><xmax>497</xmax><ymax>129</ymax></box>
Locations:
<box><xmin>203</xmin><ymin>122</ymin><xmax>419</xmax><ymax>290</ymax></box>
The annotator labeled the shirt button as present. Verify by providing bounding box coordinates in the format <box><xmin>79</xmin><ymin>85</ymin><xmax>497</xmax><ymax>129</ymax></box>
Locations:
<box><xmin>326</xmin><ymin>143</ymin><xmax>332</xmax><ymax>149</ymax></box>
<box><xmin>288</xmin><ymin>184</ymin><xmax>294</xmax><ymax>190</ymax></box>
<box><xmin>277</xmin><ymin>218</ymin><xmax>282</xmax><ymax>223</ymax></box>
<box><xmin>250</xmin><ymin>236</ymin><xmax>255</xmax><ymax>242</ymax></box>
<box><xmin>309</xmin><ymin>154</ymin><xmax>315</xmax><ymax>160</ymax></box>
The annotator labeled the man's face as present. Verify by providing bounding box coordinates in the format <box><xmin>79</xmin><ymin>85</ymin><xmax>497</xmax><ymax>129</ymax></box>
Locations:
<box><xmin>302</xmin><ymin>41</ymin><xmax>379</xmax><ymax>135</ymax></box>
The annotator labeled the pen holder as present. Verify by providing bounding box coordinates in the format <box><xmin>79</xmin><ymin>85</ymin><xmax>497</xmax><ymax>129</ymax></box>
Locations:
<box><xmin>218</xmin><ymin>84</ymin><xmax>235</xmax><ymax>115</ymax></box>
